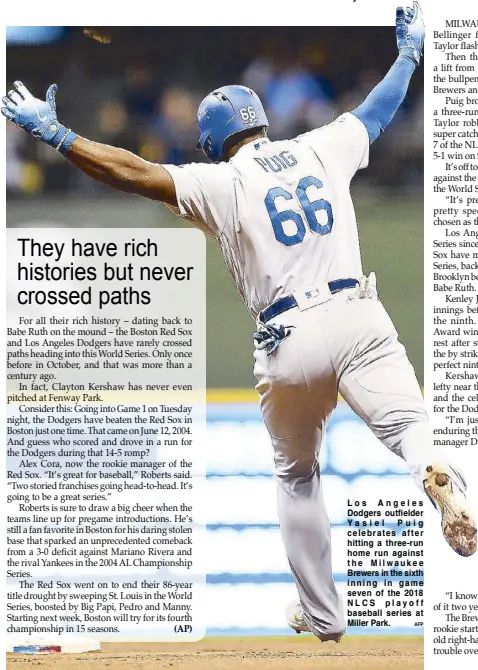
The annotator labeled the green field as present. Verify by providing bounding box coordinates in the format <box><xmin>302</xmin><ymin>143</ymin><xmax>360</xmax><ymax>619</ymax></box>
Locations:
<box><xmin>7</xmin><ymin>189</ymin><xmax>423</xmax><ymax>387</ymax></box>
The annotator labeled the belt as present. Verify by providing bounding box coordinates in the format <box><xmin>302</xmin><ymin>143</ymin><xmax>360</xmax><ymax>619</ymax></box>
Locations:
<box><xmin>259</xmin><ymin>278</ymin><xmax>359</xmax><ymax>323</ymax></box>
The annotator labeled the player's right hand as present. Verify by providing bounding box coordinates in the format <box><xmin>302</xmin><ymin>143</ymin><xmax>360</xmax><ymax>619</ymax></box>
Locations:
<box><xmin>2</xmin><ymin>81</ymin><xmax>76</xmax><ymax>154</ymax></box>
<box><xmin>396</xmin><ymin>1</ymin><xmax>425</xmax><ymax>66</ymax></box>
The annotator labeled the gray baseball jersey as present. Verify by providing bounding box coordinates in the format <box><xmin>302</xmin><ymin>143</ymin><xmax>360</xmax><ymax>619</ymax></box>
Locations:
<box><xmin>164</xmin><ymin>112</ymin><xmax>369</xmax><ymax>318</ymax></box>
<box><xmin>164</xmin><ymin>113</ymin><xmax>459</xmax><ymax>639</ymax></box>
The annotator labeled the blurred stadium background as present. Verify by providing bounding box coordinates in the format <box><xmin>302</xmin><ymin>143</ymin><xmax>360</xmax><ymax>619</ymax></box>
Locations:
<box><xmin>6</xmin><ymin>26</ymin><xmax>423</xmax><ymax>637</ymax></box>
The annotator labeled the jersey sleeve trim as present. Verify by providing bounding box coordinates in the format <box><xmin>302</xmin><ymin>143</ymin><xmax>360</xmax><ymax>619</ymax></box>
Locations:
<box><xmin>340</xmin><ymin>112</ymin><xmax>370</xmax><ymax>171</ymax></box>
<box><xmin>162</xmin><ymin>163</ymin><xmax>230</xmax><ymax>238</ymax></box>
<box><xmin>161</xmin><ymin>164</ymin><xmax>193</xmax><ymax>219</ymax></box>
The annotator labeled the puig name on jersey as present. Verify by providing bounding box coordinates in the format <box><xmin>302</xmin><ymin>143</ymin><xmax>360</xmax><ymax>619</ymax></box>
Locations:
<box><xmin>254</xmin><ymin>150</ymin><xmax>298</xmax><ymax>174</ymax></box>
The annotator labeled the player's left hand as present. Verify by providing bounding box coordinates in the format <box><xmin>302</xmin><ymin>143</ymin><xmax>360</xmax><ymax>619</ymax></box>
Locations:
<box><xmin>2</xmin><ymin>81</ymin><xmax>60</xmax><ymax>137</ymax></box>
<box><xmin>2</xmin><ymin>81</ymin><xmax>76</xmax><ymax>154</ymax></box>
<box><xmin>396</xmin><ymin>1</ymin><xmax>425</xmax><ymax>66</ymax></box>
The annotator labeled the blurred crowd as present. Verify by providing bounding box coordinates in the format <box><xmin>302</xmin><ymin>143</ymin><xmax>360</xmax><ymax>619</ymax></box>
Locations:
<box><xmin>6</xmin><ymin>30</ymin><xmax>423</xmax><ymax>197</ymax></box>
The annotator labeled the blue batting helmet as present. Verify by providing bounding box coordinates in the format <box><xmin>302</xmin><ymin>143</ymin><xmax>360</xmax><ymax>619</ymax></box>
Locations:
<box><xmin>196</xmin><ymin>85</ymin><xmax>269</xmax><ymax>162</ymax></box>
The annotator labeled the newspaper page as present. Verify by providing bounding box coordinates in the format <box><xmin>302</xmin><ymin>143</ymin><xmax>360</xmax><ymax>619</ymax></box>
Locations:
<box><xmin>2</xmin><ymin>1</ymin><xmax>477</xmax><ymax>669</ymax></box>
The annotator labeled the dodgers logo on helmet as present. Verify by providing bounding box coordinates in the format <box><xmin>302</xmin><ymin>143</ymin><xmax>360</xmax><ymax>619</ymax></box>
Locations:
<box><xmin>196</xmin><ymin>85</ymin><xmax>269</xmax><ymax>162</ymax></box>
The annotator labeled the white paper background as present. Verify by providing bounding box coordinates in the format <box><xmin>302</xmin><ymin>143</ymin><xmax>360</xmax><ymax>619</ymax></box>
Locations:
<box><xmin>3</xmin><ymin>1</ymin><xmax>478</xmax><ymax>666</ymax></box>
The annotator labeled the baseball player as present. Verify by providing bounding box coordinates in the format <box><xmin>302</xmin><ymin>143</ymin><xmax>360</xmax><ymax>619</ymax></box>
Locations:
<box><xmin>3</xmin><ymin>3</ymin><xmax>476</xmax><ymax>642</ymax></box>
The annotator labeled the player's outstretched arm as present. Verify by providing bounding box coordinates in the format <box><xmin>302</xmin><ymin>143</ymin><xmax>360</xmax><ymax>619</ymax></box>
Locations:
<box><xmin>1</xmin><ymin>81</ymin><xmax>177</xmax><ymax>206</ymax></box>
<box><xmin>66</xmin><ymin>136</ymin><xmax>177</xmax><ymax>205</ymax></box>
<box><xmin>351</xmin><ymin>1</ymin><xmax>425</xmax><ymax>144</ymax></box>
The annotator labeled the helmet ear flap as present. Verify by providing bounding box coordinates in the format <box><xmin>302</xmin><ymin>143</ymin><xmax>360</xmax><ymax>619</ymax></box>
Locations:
<box><xmin>196</xmin><ymin>133</ymin><xmax>214</xmax><ymax>159</ymax></box>
<box><xmin>203</xmin><ymin>134</ymin><xmax>214</xmax><ymax>160</ymax></box>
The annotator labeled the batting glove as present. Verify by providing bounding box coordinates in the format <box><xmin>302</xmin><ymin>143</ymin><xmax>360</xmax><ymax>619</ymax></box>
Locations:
<box><xmin>2</xmin><ymin>81</ymin><xmax>77</xmax><ymax>155</ymax></box>
<box><xmin>396</xmin><ymin>1</ymin><xmax>425</xmax><ymax>66</ymax></box>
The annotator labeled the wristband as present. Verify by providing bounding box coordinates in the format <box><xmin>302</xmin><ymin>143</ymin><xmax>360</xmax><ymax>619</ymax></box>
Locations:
<box><xmin>39</xmin><ymin>121</ymin><xmax>78</xmax><ymax>155</ymax></box>
<box><xmin>399</xmin><ymin>46</ymin><xmax>421</xmax><ymax>67</ymax></box>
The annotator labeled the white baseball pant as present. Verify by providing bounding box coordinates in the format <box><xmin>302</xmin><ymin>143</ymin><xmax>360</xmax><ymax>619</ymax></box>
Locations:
<box><xmin>253</xmin><ymin>285</ymin><xmax>451</xmax><ymax>639</ymax></box>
